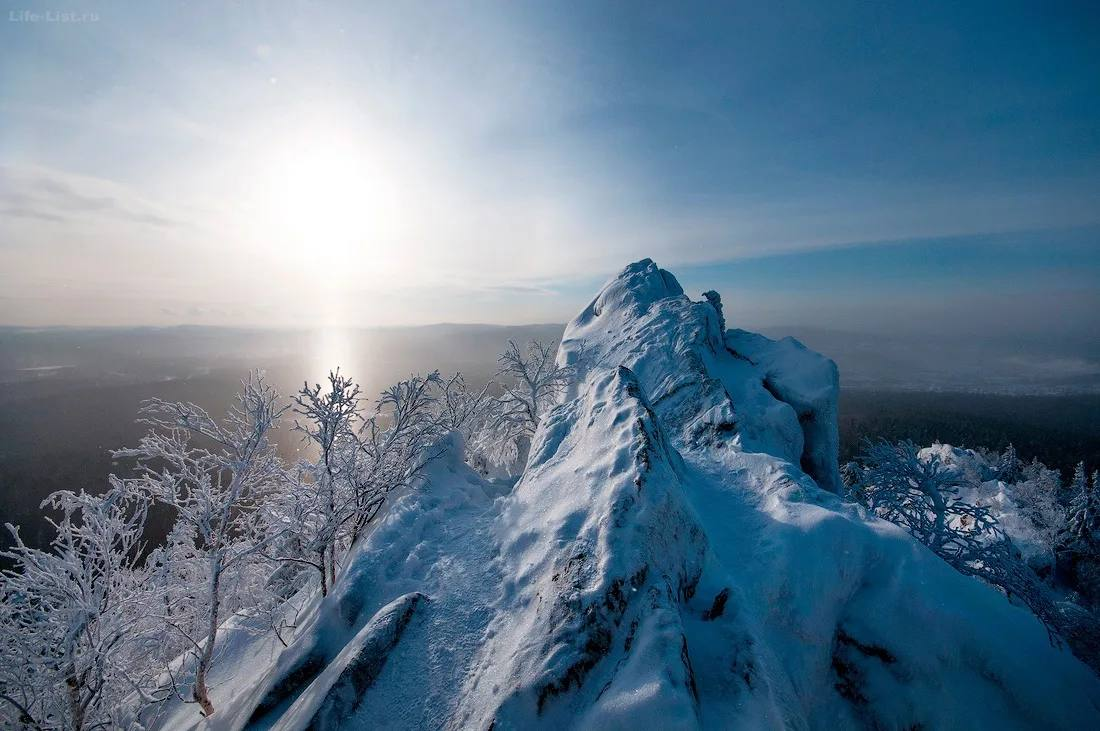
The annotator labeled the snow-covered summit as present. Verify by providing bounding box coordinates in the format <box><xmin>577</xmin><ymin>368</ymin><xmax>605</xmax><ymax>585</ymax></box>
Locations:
<box><xmin>560</xmin><ymin>257</ymin><xmax>841</xmax><ymax>493</ymax></box>
<box><xmin>200</xmin><ymin>260</ymin><xmax>1099</xmax><ymax>730</ymax></box>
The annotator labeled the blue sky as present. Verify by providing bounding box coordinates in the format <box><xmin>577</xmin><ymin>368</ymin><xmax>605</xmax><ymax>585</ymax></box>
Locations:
<box><xmin>0</xmin><ymin>0</ymin><xmax>1097</xmax><ymax>335</ymax></box>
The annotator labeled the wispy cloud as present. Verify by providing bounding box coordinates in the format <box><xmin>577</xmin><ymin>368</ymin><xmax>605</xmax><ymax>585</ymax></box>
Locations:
<box><xmin>0</xmin><ymin>165</ymin><xmax>184</xmax><ymax>229</ymax></box>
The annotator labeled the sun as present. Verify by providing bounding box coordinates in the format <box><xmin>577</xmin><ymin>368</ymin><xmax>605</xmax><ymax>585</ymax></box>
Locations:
<box><xmin>260</xmin><ymin>126</ymin><xmax>373</xmax><ymax>254</ymax></box>
<box><xmin>231</xmin><ymin>110</ymin><xmax>425</xmax><ymax>317</ymax></box>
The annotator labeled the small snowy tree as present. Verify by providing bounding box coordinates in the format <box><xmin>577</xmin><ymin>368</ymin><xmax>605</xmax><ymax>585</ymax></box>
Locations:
<box><xmin>349</xmin><ymin>372</ymin><xmax>445</xmax><ymax>543</ymax></box>
<box><xmin>115</xmin><ymin>372</ymin><xmax>287</xmax><ymax>718</ymax></box>
<box><xmin>1070</xmin><ymin>470</ymin><xmax>1100</xmax><ymax>610</ymax></box>
<box><xmin>0</xmin><ymin>483</ymin><xmax>153</xmax><ymax>730</ymax></box>
<box><xmin>997</xmin><ymin>443</ymin><xmax>1022</xmax><ymax>483</ymax></box>
<box><xmin>137</xmin><ymin>520</ymin><xmax>207</xmax><ymax>690</ymax></box>
<box><xmin>840</xmin><ymin>460</ymin><xmax>866</xmax><ymax>502</ymax></box>
<box><xmin>266</xmin><ymin>371</ymin><xmax>448</xmax><ymax>599</ymax></box>
<box><xmin>1065</xmin><ymin>461</ymin><xmax>1090</xmax><ymax>509</ymax></box>
<box><xmin>288</xmin><ymin>370</ymin><xmax>361</xmax><ymax>595</ymax></box>
<box><xmin>1011</xmin><ymin>459</ymin><xmax>1066</xmax><ymax>558</ymax></box>
<box><xmin>438</xmin><ymin>372</ymin><xmax>514</xmax><ymax>475</ymax></box>
<box><xmin>437</xmin><ymin>372</ymin><xmax>493</xmax><ymax>442</ymax></box>
<box><xmin>492</xmin><ymin>340</ymin><xmax>573</xmax><ymax>467</ymax></box>
<box><xmin>1064</xmin><ymin>466</ymin><xmax>1100</xmax><ymax>556</ymax></box>
<box><xmin>1061</xmin><ymin>463</ymin><xmax>1100</xmax><ymax>608</ymax></box>
<box><xmin>853</xmin><ymin>439</ymin><xmax>1064</xmax><ymax>635</ymax></box>
<box><xmin>853</xmin><ymin>439</ymin><xmax>997</xmax><ymax>560</ymax></box>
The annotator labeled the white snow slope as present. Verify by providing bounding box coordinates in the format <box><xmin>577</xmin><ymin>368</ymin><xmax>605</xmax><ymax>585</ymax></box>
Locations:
<box><xmin>187</xmin><ymin>259</ymin><xmax>1100</xmax><ymax>731</ymax></box>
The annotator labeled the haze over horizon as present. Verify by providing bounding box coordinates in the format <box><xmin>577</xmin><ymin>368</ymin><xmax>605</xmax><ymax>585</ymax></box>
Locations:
<box><xmin>1</xmin><ymin>1</ymin><xmax>1098</xmax><ymax>342</ymax></box>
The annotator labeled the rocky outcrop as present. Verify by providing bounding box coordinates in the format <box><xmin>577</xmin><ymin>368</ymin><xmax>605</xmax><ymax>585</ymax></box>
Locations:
<box><xmin>229</xmin><ymin>260</ymin><xmax>1100</xmax><ymax>731</ymax></box>
<box><xmin>558</xmin><ymin>259</ymin><xmax>841</xmax><ymax>494</ymax></box>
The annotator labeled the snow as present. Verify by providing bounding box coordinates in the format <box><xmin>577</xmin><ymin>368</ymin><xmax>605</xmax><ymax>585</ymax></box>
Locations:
<box><xmin>145</xmin><ymin>432</ymin><xmax>501</xmax><ymax>731</ymax></box>
<box><xmin>724</xmin><ymin>328</ymin><xmax>841</xmax><ymax>493</ymax></box>
<box><xmin>268</xmin><ymin>591</ymin><xmax>427</xmax><ymax>730</ymax></box>
<box><xmin>559</xmin><ymin>259</ymin><xmax>841</xmax><ymax>494</ymax></box>
<box><xmin>918</xmin><ymin>443</ymin><xmax>1060</xmax><ymax>573</ymax></box>
<box><xmin>161</xmin><ymin>259</ymin><xmax>1100</xmax><ymax>730</ymax></box>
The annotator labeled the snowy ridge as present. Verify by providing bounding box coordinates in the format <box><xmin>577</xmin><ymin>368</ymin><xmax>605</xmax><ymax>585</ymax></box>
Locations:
<box><xmin>207</xmin><ymin>260</ymin><xmax>1099</xmax><ymax>730</ymax></box>
<box><xmin>454</xmin><ymin>364</ymin><xmax>709</xmax><ymax>728</ymax></box>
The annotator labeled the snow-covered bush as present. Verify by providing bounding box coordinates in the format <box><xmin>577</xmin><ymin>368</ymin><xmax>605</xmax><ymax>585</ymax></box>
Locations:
<box><xmin>437</xmin><ymin>372</ymin><xmax>494</xmax><ymax>441</ymax></box>
<box><xmin>849</xmin><ymin>440</ymin><xmax>1068</xmax><ymax>632</ymax></box>
<box><xmin>0</xmin><ymin>365</ymin><xmax>471</xmax><ymax>727</ymax></box>
<box><xmin>888</xmin><ymin>443</ymin><xmax>1067</xmax><ymax>576</ymax></box>
<box><xmin>272</xmin><ymin>369</ymin><xmax>451</xmax><ymax>601</ymax></box>
<box><xmin>490</xmin><ymin>340</ymin><xmax>574</xmax><ymax>468</ymax></box>
<box><xmin>848</xmin><ymin>439</ymin><xmax>1100</xmax><ymax>659</ymax></box>
<box><xmin>1012</xmin><ymin>457</ymin><xmax>1067</xmax><ymax>569</ymax></box>
<box><xmin>437</xmin><ymin>372</ymin><xmax>517</xmax><ymax>478</ymax></box>
<box><xmin>114</xmin><ymin>372</ymin><xmax>288</xmax><ymax>717</ymax></box>
<box><xmin>0</xmin><ymin>483</ymin><xmax>154</xmax><ymax>730</ymax></box>
<box><xmin>432</xmin><ymin>340</ymin><xmax>579</xmax><ymax>480</ymax></box>
<box><xmin>349</xmin><ymin>371</ymin><xmax>446</xmax><ymax>543</ymax></box>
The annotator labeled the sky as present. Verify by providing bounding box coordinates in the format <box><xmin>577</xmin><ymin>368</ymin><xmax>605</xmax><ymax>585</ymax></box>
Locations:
<box><xmin>1</xmin><ymin>0</ymin><xmax>1098</xmax><ymax>339</ymax></box>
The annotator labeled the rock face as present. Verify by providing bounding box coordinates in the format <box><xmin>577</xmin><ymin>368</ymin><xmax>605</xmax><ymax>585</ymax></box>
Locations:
<box><xmin>231</xmin><ymin>260</ymin><xmax>1100</xmax><ymax>731</ymax></box>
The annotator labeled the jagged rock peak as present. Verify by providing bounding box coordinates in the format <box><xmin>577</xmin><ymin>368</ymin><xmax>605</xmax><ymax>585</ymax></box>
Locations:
<box><xmin>561</xmin><ymin>258</ymin><xmax>842</xmax><ymax>494</ymax></box>
<box><xmin>576</xmin><ymin>258</ymin><xmax>685</xmax><ymax>322</ymax></box>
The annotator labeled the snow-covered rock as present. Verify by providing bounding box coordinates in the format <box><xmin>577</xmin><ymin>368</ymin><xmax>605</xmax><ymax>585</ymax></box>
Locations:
<box><xmin>207</xmin><ymin>260</ymin><xmax>1099</xmax><ymax>730</ymax></box>
<box><xmin>268</xmin><ymin>591</ymin><xmax>427</xmax><ymax>731</ymax></box>
<box><xmin>558</xmin><ymin>259</ymin><xmax>841</xmax><ymax>494</ymax></box>
<box><xmin>452</xmin><ymin>364</ymin><xmax>709</xmax><ymax>729</ymax></box>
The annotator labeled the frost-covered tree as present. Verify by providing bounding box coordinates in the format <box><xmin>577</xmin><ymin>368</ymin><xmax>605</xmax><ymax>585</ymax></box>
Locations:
<box><xmin>0</xmin><ymin>483</ymin><xmax>153</xmax><ymax>730</ymax></box>
<box><xmin>492</xmin><ymin>340</ymin><xmax>573</xmax><ymax>467</ymax></box>
<box><xmin>1011</xmin><ymin>459</ymin><xmax>1066</xmax><ymax>558</ymax></box>
<box><xmin>1066</xmin><ymin>461</ymin><xmax>1090</xmax><ymax>508</ymax></box>
<box><xmin>1060</xmin><ymin>467</ymin><xmax>1100</xmax><ymax>611</ymax></box>
<box><xmin>137</xmin><ymin>521</ymin><xmax>206</xmax><ymax>690</ymax></box>
<box><xmin>496</xmin><ymin>340</ymin><xmax>572</xmax><ymax>438</ymax></box>
<box><xmin>438</xmin><ymin>371</ymin><xmax>511</xmax><ymax>475</ymax></box>
<box><xmin>115</xmin><ymin>373</ymin><xmax>287</xmax><ymax>718</ymax></box>
<box><xmin>852</xmin><ymin>439</ymin><xmax>1064</xmax><ymax>635</ymax></box>
<box><xmin>1064</xmin><ymin>465</ymin><xmax>1100</xmax><ymax>555</ymax></box>
<box><xmin>287</xmin><ymin>370</ymin><xmax>361</xmax><ymax>595</ymax></box>
<box><xmin>349</xmin><ymin>372</ymin><xmax>445</xmax><ymax>543</ymax></box>
<box><xmin>853</xmin><ymin>439</ymin><xmax>998</xmax><ymax>561</ymax></box>
<box><xmin>840</xmin><ymin>460</ymin><xmax>866</xmax><ymax>502</ymax></box>
<box><xmin>997</xmin><ymin>443</ymin><xmax>1022</xmax><ymax>483</ymax></box>
<box><xmin>437</xmin><ymin>372</ymin><xmax>494</xmax><ymax>442</ymax></box>
<box><xmin>268</xmin><ymin>371</ymin><xmax>447</xmax><ymax>598</ymax></box>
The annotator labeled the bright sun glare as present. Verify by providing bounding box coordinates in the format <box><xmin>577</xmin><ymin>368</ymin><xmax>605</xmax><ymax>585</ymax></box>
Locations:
<box><xmin>249</xmin><ymin>117</ymin><xmax>408</xmax><ymax>293</ymax></box>
<box><xmin>263</xmin><ymin>132</ymin><xmax>370</xmax><ymax>251</ymax></box>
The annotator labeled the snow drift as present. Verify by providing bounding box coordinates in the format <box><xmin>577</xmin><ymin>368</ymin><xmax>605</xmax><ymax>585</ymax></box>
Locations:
<box><xmin>200</xmin><ymin>260</ymin><xmax>1100</xmax><ymax>730</ymax></box>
